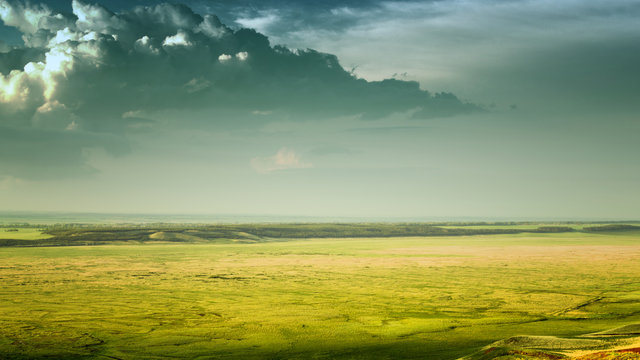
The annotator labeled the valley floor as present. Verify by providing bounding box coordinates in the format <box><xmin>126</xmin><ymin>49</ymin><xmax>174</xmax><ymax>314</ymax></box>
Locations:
<box><xmin>1</xmin><ymin>231</ymin><xmax>639</xmax><ymax>359</ymax></box>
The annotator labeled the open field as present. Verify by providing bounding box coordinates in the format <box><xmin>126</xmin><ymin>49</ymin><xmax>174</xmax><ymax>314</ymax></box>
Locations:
<box><xmin>0</xmin><ymin>229</ymin><xmax>639</xmax><ymax>359</ymax></box>
<box><xmin>0</xmin><ymin>228</ymin><xmax>52</xmax><ymax>241</ymax></box>
<box><xmin>1</xmin><ymin>222</ymin><xmax>639</xmax><ymax>247</ymax></box>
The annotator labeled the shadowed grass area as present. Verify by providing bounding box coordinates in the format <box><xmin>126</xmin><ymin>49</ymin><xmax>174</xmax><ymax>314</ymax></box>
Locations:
<box><xmin>0</xmin><ymin>231</ymin><xmax>639</xmax><ymax>359</ymax></box>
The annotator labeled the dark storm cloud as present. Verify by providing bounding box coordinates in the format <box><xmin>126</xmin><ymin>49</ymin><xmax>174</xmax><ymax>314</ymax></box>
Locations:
<box><xmin>227</xmin><ymin>0</ymin><xmax>640</xmax><ymax>115</ymax></box>
<box><xmin>0</xmin><ymin>0</ymin><xmax>476</xmax><ymax>179</ymax></box>
<box><xmin>0</xmin><ymin>0</ymin><xmax>474</xmax><ymax>129</ymax></box>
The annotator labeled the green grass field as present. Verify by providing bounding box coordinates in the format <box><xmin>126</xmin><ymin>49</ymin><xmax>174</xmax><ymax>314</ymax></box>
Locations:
<box><xmin>1</xmin><ymin>231</ymin><xmax>639</xmax><ymax>359</ymax></box>
<box><xmin>0</xmin><ymin>228</ymin><xmax>52</xmax><ymax>240</ymax></box>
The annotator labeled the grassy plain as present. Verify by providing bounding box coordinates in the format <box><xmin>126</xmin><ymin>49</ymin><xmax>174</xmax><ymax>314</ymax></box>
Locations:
<box><xmin>0</xmin><ymin>228</ymin><xmax>52</xmax><ymax>240</ymax></box>
<box><xmin>0</xmin><ymin>231</ymin><xmax>639</xmax><ymax>359</ymax></box>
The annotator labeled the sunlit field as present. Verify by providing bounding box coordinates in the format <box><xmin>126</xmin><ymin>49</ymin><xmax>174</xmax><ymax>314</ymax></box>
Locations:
<box><xmin>0</xmin><ymin>228</ymin><xmax>52</xmax><ymax>241</ymax></box>
<box><xmin>1</xmin><ymin>230</ymin><xmax>640</xmax><ymax>359</ymax></box>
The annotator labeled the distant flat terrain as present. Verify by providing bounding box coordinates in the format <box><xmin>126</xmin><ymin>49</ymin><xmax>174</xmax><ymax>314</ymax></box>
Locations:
<box><xmin>1</xmin><ymin>222</ymin><xmax>639</xmax><ymax>247</ymax></box>
<box><xmin>0</xmin><ymin>226</ymin><xmax>639</xmax><ymax>359</ymax></box>
<box><xmin>0</xmin><ymin>228</ymin><xmax>52</xmax><ymax>241</ymax></box>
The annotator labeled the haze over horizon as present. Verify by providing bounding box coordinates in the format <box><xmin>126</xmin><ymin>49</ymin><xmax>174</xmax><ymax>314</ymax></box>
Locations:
<box><xmin>1</xmin><ymin>0</ymin><xmax>639</xmax><ymax>219</ymax></box>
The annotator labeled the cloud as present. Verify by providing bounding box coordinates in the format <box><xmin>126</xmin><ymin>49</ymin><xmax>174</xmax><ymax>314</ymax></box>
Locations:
<box><xmin>162</xmin><ymin>30</ymin><xmax>192</xmax><ymax>47</ymax></box>
<box><xmin>134</xmin><ymin>35</ymin><xmax>159</xmax><ymax>54</ymax></box>
<box><xmin>234</xmin><ymin>9</ymin><xmax>280</xmax><ymax>34</ymax></box>
<box><xmin>251</xmin><ymin>147</ymin><xmax>312</xmax><ymax>173</ymax></box>
<box><xmin>72</xmin><ymin>0</ymin><xmax>125</xmax><ymax>34</ymax></box>
<box><xmin>251</xmin><ymin>0</ymin><xmax>640</xmax><ymax>112</ymax></box>
<box><xmin>0</xmin><ymin>0</ymin><xmax>477</xmax><ymax>180</ymax></box>
<box><xmin>235</xmin><ymin>51</ymin><xmax>248</xmax><ymax>61</ymax></box>
<box><xmin>0</xmin><ymin>0</ymin><xmax>51</xmax><ymax>34</ymax></box>
<box><xmin>183</xmin><ymin>77</ymin><xmax>210</xmax><ymax>93</ymax></box>
<box><xmin>0</xmin><ymin>0</ymin><xmax>475</xmax><ymax>130</ymax></box>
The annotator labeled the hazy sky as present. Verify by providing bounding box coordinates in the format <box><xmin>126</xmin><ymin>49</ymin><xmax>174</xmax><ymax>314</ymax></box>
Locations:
<box><xmin>1</xmin><ymin>0</ymin><xmax>639</xmax><ymax>219</ymax></box>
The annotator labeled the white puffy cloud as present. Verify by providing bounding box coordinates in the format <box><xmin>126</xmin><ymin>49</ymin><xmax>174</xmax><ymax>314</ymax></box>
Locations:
<box><xmin>0</xmin><ymin>0</ymin><xmax>50</xmax><ymax>34</ymax></box>
<box><xmin>197</xmin><ymin>14</ymin><xmax>229</xmax><ymax>39</ymax></box>
<box><xmin>134</xmin><ymin>35</ymin><xmax>159</xmax><ymax>54</ymax></box>
<box><xmin>0</xmin><ymin>68</ymin><xmax>30</xmax><ymax>103</ymax></box>
<box><xmin>48</xmin><ymin>27</ymin><xmax>80</xmax><ymax>46</ymax></box>
<box><xmin>218</xmin><ymin>51</ymin><xmax>248</xmax><ymax>62</ymax></box>
<box><xmin>0</xmin><ymin>40</ymin><xmax>73</xmax><ymax>113</ymax></box>
<box><xmin>72</xmin><ymin>0</ymin><xmax>125</xmax><ymax>34</ymax></box>
<box><xmin>251</xmin><ymin>148</ymin><xmax>312</xmax><ymax>174</ymax></box>
<box><xmin>162</xmin><ymin>30</ymin><xmax>192</xmax><ymax>47</ymax></box>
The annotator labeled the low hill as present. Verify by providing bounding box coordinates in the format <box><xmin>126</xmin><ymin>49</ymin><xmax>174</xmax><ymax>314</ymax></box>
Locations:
<box><xmin>460</xmin><ymin>324</ymin><xmax>640</xmax><ymax>360</ymax></box>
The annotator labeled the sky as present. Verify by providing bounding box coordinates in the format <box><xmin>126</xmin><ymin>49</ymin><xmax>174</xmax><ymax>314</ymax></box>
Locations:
<box><xmin>0</xmin><ymin>0</ymin><xmax>639</xmax><ymax>219</ymax></box>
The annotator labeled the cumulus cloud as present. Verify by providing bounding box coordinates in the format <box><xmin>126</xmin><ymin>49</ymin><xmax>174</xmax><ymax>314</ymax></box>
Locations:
<box><xmin>0</xmin><ymin>0</ymin><xmax>477</xmax><ymax>180</ymax></box>
<box><xmin>72</xmin><ymin>0</ymin><xmax>125</xmax><ymax>34</ymax></box>
<box><xmin>0</xmin><ymin>0</ymin><xmax>51</xmax><ymax>34</ymax></box>
<box><xmin>134</xmin><ymin>35</ymin><xmax>159</xmax><ymax>54</ymax></box>
<box><xmin>251</xmin><ymin>148</ymin><xmax>312</xmax><ymax>174</ymax></box>
<box><xmin>251</xmin><ymin>0</ymin><xmax>640</xmax><ymax>112</ymax></box>
<box><xmin>0</xmin><ymin>0</ymin><xmax>475</xmax><ymax>129</ymax></box>
<box><xmin>162</xmin><ymin>30</ymin><xmax>192</xmax><ymax>47</ymax></box>
<box><xmin>197</xmin><ymin>14</ymin><xmax>229</xmax><ymax>39</ymax></box>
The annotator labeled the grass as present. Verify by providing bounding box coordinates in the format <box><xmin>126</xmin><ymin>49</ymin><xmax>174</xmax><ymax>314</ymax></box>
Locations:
<box><xmin>0</xmin><ymin>231</ymin><xmax>639</xmax><ymax>359</ymax></box>
<box><xmin>0</xmin><ymin>228</ymin><xmax>52</xmax><ymax>240</ymax></box>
